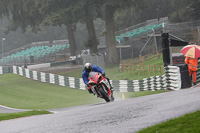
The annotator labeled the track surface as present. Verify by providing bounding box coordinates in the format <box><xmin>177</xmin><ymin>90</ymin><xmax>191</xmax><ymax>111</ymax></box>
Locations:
<box><xmin>33</xmin><ymin>64</ymin><xmax>83</xmax><ymax>74</ymax></box>
<box><xmin>0</xmin><ymin>86</ymin><xmax>200</xmax><ymax>133</ymax></box>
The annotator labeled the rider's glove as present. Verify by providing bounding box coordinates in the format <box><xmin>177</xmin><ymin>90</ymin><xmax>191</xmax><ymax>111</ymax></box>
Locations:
<box><xmin>102</xmin><ymin>72</ymin><xmax>105</xmax><ymax>77</ymax></box>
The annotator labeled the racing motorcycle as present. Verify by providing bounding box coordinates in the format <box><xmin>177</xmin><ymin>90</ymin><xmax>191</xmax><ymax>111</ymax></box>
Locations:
<box><xmin>87</xmin><ymin>72</ymin><xmax>114</xmax><ymax>102</ymax></box>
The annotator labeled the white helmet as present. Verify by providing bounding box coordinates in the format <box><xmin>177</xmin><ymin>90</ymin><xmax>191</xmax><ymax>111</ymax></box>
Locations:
<box><xmin>84</xmin><ymin>63</ymin><xmax>92</xmax><ymax>73</ymax></box>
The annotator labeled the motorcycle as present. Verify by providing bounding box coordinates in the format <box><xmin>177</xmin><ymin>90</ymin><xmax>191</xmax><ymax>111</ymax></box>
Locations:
<box><xmin>87</xmin><ymin>72</ymin><xmax>114</xmax><ymax>102</ymax></box>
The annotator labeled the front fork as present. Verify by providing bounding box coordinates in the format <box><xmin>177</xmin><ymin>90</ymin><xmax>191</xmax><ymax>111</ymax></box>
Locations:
<box><xmin>92</xmin><ymin>83</ymin><xmax>112</xmax><ymax>98</ymax></box>
<box><xmin>101</xmin><ymin>84</ymin><xmax>111</xmax><ymax>98</ymax></box>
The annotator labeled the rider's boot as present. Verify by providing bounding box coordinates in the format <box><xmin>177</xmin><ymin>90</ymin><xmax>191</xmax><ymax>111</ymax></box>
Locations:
<box><xmin>110</xmin><ymin>85</ymin><xmax>114</xmax><ymax>92</ymax></box>
<box><xmin>105</xmin><ymin>77</ymin><xmax>114</xmax><ymax>92</ymax></box>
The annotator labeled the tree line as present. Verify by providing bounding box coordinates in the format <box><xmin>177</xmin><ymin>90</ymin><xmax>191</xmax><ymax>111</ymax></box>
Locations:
<box><xmin>0</xmin><ymin>0</ymin><xmax>200</xmax><ymax>64</ymax></box>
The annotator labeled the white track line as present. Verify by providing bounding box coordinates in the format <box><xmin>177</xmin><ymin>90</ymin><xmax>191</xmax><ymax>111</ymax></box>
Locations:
<box><xmin>0</xmin><ymin>105</ymin><xmax>27</xmax><ymax>111</ymax></box>
<box><xmin>0</xmin><ymin>105</ymin><xmax>58</xmax><ymax>114</ymax></box>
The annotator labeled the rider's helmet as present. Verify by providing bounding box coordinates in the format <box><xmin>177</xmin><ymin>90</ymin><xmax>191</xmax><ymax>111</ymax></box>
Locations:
<box><xmin>84</xmin><ymin>63</ymin><xmax>92</xmax><ymax>73</ymax></box>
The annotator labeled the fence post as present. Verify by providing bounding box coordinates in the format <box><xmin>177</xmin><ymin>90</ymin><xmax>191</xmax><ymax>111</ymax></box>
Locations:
<box><xmin>142</xmin><ymin>56</ymin><xmax>144</xmax><ymax>66</ymax></box>
<box><xmin>124</xmin><ymin>65</ymin><xmax>127</xmax><ymax>72</ymax></box>
<box><xmin>143</xmin><ymin>65</ymin><xmax>145</xmax><ymax>77</ymax></box>
<box><xmin>120</xmin><ymin>64</ymin><xmax>122</xmax><ymax>72</ymax></box>
<box><xmin>148</xmin><ymin>65</ymin><xmax>150</xmax><ymax>77</ymax></box>
<box><xmin>153</xmin><ymin>64</ymin><xmax>156</xmax><ymax>76</ymax></box>
<box><xmin>159</xmin><ymin>65</ymin><xmax>162</xmax><ymax>75</ymax></box>
<box><xmin>133</xmin><ymin>64</ymin><xmax>135</xmax><ymax>74</ymax></box>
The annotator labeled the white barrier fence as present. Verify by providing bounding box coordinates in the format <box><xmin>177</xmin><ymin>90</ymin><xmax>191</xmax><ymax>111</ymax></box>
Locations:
<box><xmin>0</xmin><ymin>66</ymin><xmax>3</xmax><ymax>74</ymax></box>
<box><xmin>0</xmin><ymin>65</ymin><xmax>182</xmax><ymax>92</ymax></box>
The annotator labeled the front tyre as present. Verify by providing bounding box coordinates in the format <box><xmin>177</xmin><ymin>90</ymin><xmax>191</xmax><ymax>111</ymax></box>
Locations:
<box><xmin>111</xmin><ymin>93</ymin><xmax>114</xmax><ymax>101</ymax></box>
<box><xmin>98</xmin><ymin>86</ymin><xmax>110</xmax><ymax>102</ymax></box>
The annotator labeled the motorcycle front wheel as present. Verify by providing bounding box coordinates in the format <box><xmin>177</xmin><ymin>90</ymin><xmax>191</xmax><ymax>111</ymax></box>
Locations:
<box><xmin>98</xmin><ymin>86</ymin><xmax>110</xmax><ymax>102</ymax></box>
<box><xmin>111</xmin><ymin>93</ymin><xmax>114</xmax><ymax>101</ymax></box>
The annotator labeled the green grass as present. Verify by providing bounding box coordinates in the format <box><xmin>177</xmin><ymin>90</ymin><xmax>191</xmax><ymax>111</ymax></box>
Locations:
<box><xmin>0</xmin><ymin>74</ymin><xmax>102</xmax><ymax>109</ymax></box>
<box><xmin>58</xmin><ymin>65</ymin><xmax>148</xmax><ymax>80</ymax></box>
<box><xmin>0</xmin><ymin>73</ymin><xmax>167</xmax><ymax>121</ymax></box>
<box><xmin>121</xmin><ymin>54</ymin><xmax>163</xmax><ymax>64</ymax></box>
<box><xmin>0</xmin><ymin>110</ymin><xmax>52</xmax><ymax>121</ymax></box>
<box><xmin>58</xmin><ymin>56</ymin><xmax>164</xmax><ymax>80</ymax></box>
<box><xmin>142</xmin><ymin>55</ymin><xmax>163</xmax><ymax>66</ymax></box>
<box><xmin>1</xmin><ymin>55</ymin><xmax>198</xmax><ymax>131</ymax></box>
<box><xmin>105</xmin><ymin>64</ymin><xmax>163</xmax><ymax>80</ymax></box>
<box><xmin>0</xmin><ymin>74</ymin><xmax>167</xmax><ymax>110</ymax></box>
<box><xmin>119</xmin><ymin>56</ymin><xmax>165</xmax><ymax>80</ymax></box>
<box><xmin>137</xmin><ymin>110</ymin><xmax>200</xmax><ymax>133</ymax></box>
<box><xmin>1</xmin><ymin>73</ymin><xmax>199</xmax><ymax>132</ymax></box>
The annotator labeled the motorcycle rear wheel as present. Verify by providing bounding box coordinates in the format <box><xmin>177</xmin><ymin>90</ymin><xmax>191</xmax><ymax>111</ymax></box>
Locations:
<box><xmin>98</xmin><ymin>86</ymin><xmax>110</xmax><ymax>102</ymax></box>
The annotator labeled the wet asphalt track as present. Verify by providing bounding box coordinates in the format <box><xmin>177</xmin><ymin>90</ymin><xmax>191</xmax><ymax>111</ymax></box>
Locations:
<box><xmin>0</xmin><ymin>86</ymin><xmax>200</xmax><ymax>133</ymax></box>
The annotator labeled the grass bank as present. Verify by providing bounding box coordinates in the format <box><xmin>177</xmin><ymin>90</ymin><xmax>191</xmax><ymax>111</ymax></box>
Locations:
<box><xmin>0</xmin><ymin>110</ymin><xmax>52</xmax><ymax>121</ymax></box>
<box><xmin>0</xmin><ymin>74</ymin><xmax>101</xmax><ymax>109</ymax></box>
<box><xmin>57</xmin><ymin>64</ymin><xmax>162</xmax><ymax>81</ymax></box>
<box><xmin>0</xmin><ymin>74</ymin><xmax>167</xmax><ymax>110</ymax></box>
<box><xmin>137</xmin><ymin>110</ymin><xmax>200</xmax><ymax>133</ymax></box>
<box><xmin>58</xmin><ymin>56</ymin><xmax>164</xmax><ymax>80</ymax></box>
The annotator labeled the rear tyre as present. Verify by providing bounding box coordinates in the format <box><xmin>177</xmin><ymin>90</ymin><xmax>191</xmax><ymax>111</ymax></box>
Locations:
<box><xmin>98</xmin><ymin>87</ymin><xmax>110</xmax><ymax>102</ymax></box>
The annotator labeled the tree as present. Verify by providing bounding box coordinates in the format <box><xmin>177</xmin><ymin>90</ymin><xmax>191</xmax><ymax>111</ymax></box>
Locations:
<box><xmin>0</xmin><ymin>0</ymin><xmax>43</xmax><ymax>33</ymax></box>
<box><xmin>74</xmin><ymin>0</ymin><xmax>99</xmax><ymax>54</ymax></box>
<box><xmin>85</xmin><ymin>5</ymin><xmax>98</xmax><ymax>54</ymax></box>
<box><xmin>0</xmin><ymin>0</ymin><xmax>78</xmax><ymax>56</ymax></box>
<box><xmin>169</xmin><ymin>0</ymin><xmax>200</xmax><ymax>22</ymax></box>
<box><xmin>105</xmin><ymin>4</ymin><xmax>119</xmax><ymax>64</ymax></box>
<box><xmin>187</xmin><ymin>0</ymin><xmax>200</xmax><ymax>20</ymax></box>
<box><xmin>102</xmin><ymin>0</ymin><xmax>147</xmax><ymax>64</ymax></box>
<box><xmin>38</xmin><ymin>0</ymin><xmax>78</xmax><ymax>56</ymax></box>
<box><xmin>0</xmin><ymin>0</ymin><xmax>148</xmax><ymax>64</ymax></box>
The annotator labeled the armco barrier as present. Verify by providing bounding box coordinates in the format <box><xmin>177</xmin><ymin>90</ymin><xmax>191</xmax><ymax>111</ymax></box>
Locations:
<box><xmin>0</xmin><ymin>65</ymin><xmax>183</xmax><ymax>92</ymax></box>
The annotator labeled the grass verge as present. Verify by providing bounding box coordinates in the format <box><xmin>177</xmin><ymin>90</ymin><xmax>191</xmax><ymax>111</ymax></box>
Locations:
<box><xmin>58</xmin><ymin>64</ymin><xmax>164</xmax><ymax>80</ymax></box>
<box><xmin>137</xmin><ymin>110</ymin><xmax>200</xmax><ymax>133</ymax></box>
<box><xmin>0</xmin><ymin>74</ymin><xmax>167</xmax><ymax>121</ymax></box>
<box><xmin>0</xmin><ymin>110</ymin><xmax>52</xmax><ymax>121</ymax></box>
<box><xmin>58</xmin><ymin>56</ymin><xmax>164</xmax><ymax>80</ymax></box>
<box><xmin>0</xmin><ymin>74</ymin><xmax>167</xmax><ymax>109</ymax></box>
<box><xmin>0</xmin><ymin>74</ymin><xmax>102</xmax><ymax>109</ymax></box>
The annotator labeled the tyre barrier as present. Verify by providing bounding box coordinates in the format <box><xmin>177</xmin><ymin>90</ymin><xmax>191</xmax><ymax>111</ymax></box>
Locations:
<box><xmin>0</xmin><ymin>66</ymin><xmax>12</xmax><ymax>74</ymax></box>
<box><xmin>1</xmin><ymin>65</ymin><xmax>198</xmax><ymax>92</ymax></box>
<box><xmin>197</xmin><ymin>60</ymin><xmax>200</xmax><ymax>83</ymax></box>
<box><xmin>164</xmin><ymin>66</ymin><xmax>181</xmax><ymax>90</ymax></box>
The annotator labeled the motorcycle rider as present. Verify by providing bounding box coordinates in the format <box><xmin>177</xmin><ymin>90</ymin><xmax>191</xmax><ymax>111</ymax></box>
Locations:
<box><xmin>82</xmin><ymin>63</ymin><xmax>113</xmax><ymax>94</ymax></box>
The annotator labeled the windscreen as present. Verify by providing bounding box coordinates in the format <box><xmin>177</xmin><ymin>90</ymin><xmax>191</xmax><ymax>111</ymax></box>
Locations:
<box><xmin>89</xmin><ymin>72</ymin><xmax>99</xmax><ymax>80</ymax></box>
<box><xmin>89</xmin><ymin>72</ymin><xmax>98</xmax><ymax>77</ymax></box>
